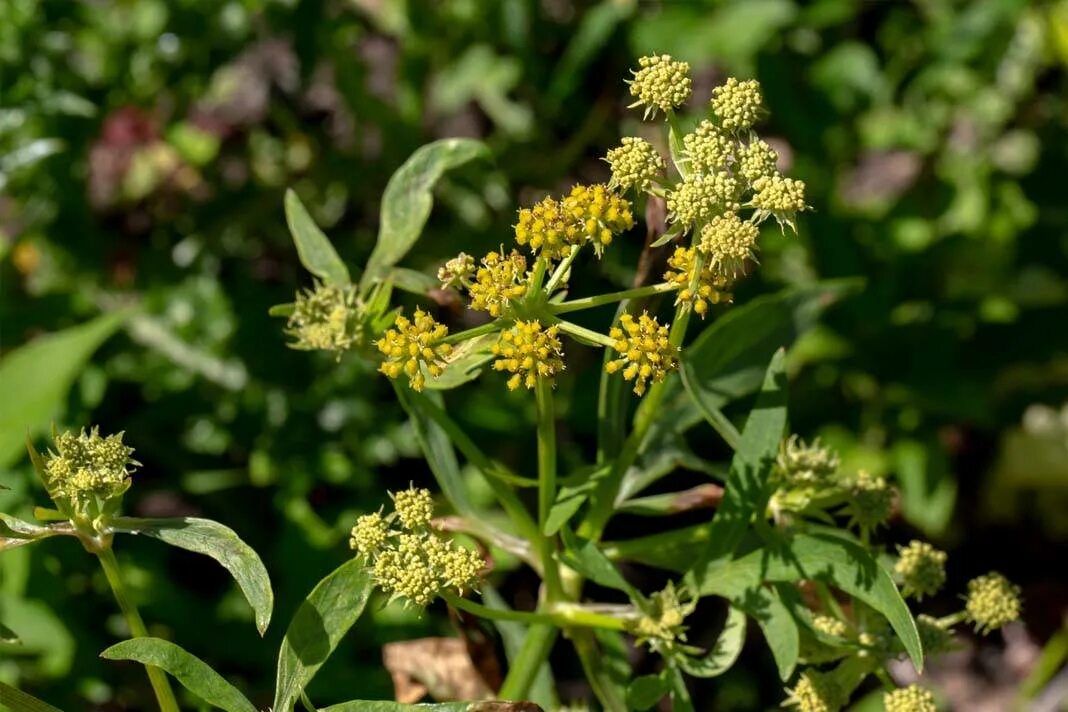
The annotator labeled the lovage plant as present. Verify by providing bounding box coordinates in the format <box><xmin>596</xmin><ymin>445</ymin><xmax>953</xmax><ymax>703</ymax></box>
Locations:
<box><xmin>2</xmin><ymin>56</ymin><xmax>1023</xmax><ymax>712</ymax></box>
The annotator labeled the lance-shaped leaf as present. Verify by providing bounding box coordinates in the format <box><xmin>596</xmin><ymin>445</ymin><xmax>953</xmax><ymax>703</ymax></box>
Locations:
<box><xmin>362</xmin><ymin>139</ymin><xmax>491</xmax><ymax>287</ymax></box>
<box><xmin>0</xmin><ymin>621</ymin><xmax>18</xmax><ymax>644</ymax></box>
<box><xmin>560</xmin><ymin>527</ymin><xmax>640</xmax><ymax>600</ymax></box>
<box><xmin>0</xmin><ymin>513</ymin><xmax>64</xmax><ymax>552</ymax></box>
<box><xmin>675</xmin><ymin>604</ymin><xmax>746</xmax><ymax>678</ymax></box>
<box><xmin>0</xmin><ymin>680</ymin><xmax>63</xmax><ymax>712</ymax></box>
<box><xmin>110</xmin><ymin>517</ymin><xmax>272</xmax><ymax>635</ymax></box>
<box><xmin>101</xmin><ymin>638</ymin><xmax>256</xmax><ymax>712</ymax></box>
<box><xmin>626</xmin><ymin>672</ymin><xmax>670</xmax><ymax>710</ymax></box>
<box><xmin>285</xmin><ymin>189</ymin><xmax>351</xmax><ymax>286</ymax></box>
<box><xmin>273</xmin><ymin>558</ymin><xmax>374</xmax><ymax>712</ymax></box>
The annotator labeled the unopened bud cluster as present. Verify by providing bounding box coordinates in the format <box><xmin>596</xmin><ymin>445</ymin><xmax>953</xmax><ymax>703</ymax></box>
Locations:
<box><xmin>627</xmin><ymin>54</ymin><xmax>692</xmax><ymax>119</ymax></box>
<box><xmin>286</xmin><ymin>282</ymin><xmax>363</xmax><ymax>357</ymax></box>
<box><xmin>883</xmin><ymin>685</ymin><xmax>937</xmax><ymax>712</ymax></box>
<box><xmin>349</xmin><ymin>486</ymin><xmax>483</xmax><ymax>607</ymax></box>
<box><xmin>629</xmin><ymin>582</ymin><xmax>695</xmax><ymax>651</ymax></box>
<box><xmin>895</xmin><ymin>540</ymin><xmax>947</xmax><ymax>600</ymax></box>
<box><xmin>965</xmin><ymin>572</ymin><xmax>1022</xmax><ymax>633</ymax></box>
<box><xmin>44</xmin><ymin>427</ymin><xmax>138</xmax><ymax>506</ymax></box>
<box><xmin>784</xmin><ymin>670</ymin><xmax>846</xmax><ymax>712</ymax></box>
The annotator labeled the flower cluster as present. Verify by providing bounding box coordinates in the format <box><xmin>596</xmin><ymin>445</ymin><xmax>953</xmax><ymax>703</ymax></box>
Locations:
<box><xmin>663</xmin><ymin>246</ymin><xmax>732</xmax><ymax>317</ymax></box>
<box><xmin>375</xmin><ymin>309</ymin><xmax>452</xmax><ymax>391</ymax></box>
<box><xmin>605</xmin><ymin>136</ymin><xmax>664</xmax><ymax>192</ymax></box>
<box><xmin>698</xmin><ymin>212</ymin><xmax>760</xmax><ymax>279</ymax></box>
<box><xmin>350</xmin><ymin>486</ymin><xmax>484</xmax><ymax>607</ymax></box>
<box><xmin>710</xmin><ymin>77</ymin><xmax>764</xmax><ymax>132</ymax></box>
<box><xmin>845</xmin><ymin>471</ymin><xmax>893</xmax><ymax>534</ymax></box>
<box><xmin>883</xmin><ymin>685</ymin><xmax>937</xmax><ymax>712</ymax></box>
<box><xmin>561</xmin><ymin>184</ymin><xmax>635</xmax><ymax>257</ymax></box>
<box><xmin>437</xmin><ymin>252</ymin><xmax>474</xmax><ymax>289</ymax></box>
<box><xmin>895</xmin><ymin>540</ymin><xmax>947</xmax><ymax>600</ymax></box>
<box><xmin>605</xmin><ymin>312</ymin><xmax>677</xmax><ymax>396</ymax></box>
<box><xmin>491</xmin><ymin>321</ymin><xmax>565</xmax><ymax>391</ymax></box>
<box><xmin>514</xmin><ymin>195</ymin><xmax>577</xmax><ymax>260</ymax></box>
<box><xmin>627</xmin><ymin>54</ymin><xmax>692</xmax><ymax>119</ymax></box>
<box><xmin>467</xmin><ymin>249</ymin><xmax>529</xmax><ymax>317</ymax></box>
<box><xmin>776</xmin><ymin>436</ymin><xmax>840</xmax><ymax>487</ymax></box>
<box><xmin>683</xmin><ymin>120</ymin><xmax>734</xmax><ymax>174</ymax></box>
<box><xmin>629</xmin><ymin>582</ymin><xmax>695</xmax><ymax>651</ymax></box>
<box><xmin>285</xmin><ymin>282</ymin><xmax>362</xmax><ymax>357</ymax></box>
<box><xmin>666</xmin><ymin>172</ymin><xmax>740</xmax><ymax>228</ymax></box>
<box><xmin>965</xmin><ymin>572</ymin><xmax>1022</xmax><ymax>633</ymax></box>
<box><xmin>784</xmin><ymin>670</ymin><xmax>846</xmax><ymax>712</ymax></box>
<box><xmin>811</xmin><ymin>615</ymin><xmax>849</xmax><ymax>638</ymax></box>
<box><xmin>44</xmin><ymin>427</ymin><xmax>138</xmax><ymax>506</ymax></box>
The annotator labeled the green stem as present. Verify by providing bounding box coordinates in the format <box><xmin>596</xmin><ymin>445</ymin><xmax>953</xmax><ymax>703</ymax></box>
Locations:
<box><xmin>535</xmin><ymin>378</ymin><xmax>563</xmax><ymax>600</ymax></box>
<box><xmin>96</xmin><ymin>549</ymin><xmax>180</xmax><ymax>712</ymax></box>
<box><xmin>442</xmin><ymin>592</ymin><xmax>630</xmax><ymax>631</ymax></box>
<box><xmin>498</xmin><ymin>624</ymin><xmax>558</xmax><ymax>701</ymax></box>
<box><xmin>440</xmin><ymin>320</ymin><xmax>503</xmax><ymax>345</ymax></box>
<box><xmin>551</xmin><ymin>283</ymin><xmax>677</xmax><ymax>314</ymax></box>
<box><xmin>552</xmin><ymin>319</ymin><xmax>617</xmax><ymax>349</ymax></box>
<box><xmin>544</xmin><ymin>246</ymin><xmax>581</xmax><ymax>294</ymax></box>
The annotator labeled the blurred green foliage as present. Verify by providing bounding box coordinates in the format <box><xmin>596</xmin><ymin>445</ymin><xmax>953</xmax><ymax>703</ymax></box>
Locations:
<box><xmin>2</xmin><ymin>0</ymin><xmax>1067</xmax><ymax>709</ymax></box>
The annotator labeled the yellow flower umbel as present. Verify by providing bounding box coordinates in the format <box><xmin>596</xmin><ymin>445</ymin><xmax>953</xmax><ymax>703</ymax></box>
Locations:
<box><xmin>710</xmin><ymin>77</ymin><xmax>764</xmax><ymax>132</ymax></box>
<box><xmin>492</xmin><ymin>321</ymin><xmax>565</xmax><ymax>391</ymax></box>
<box><xmin>663</xmin><ymin>246</ymin><xmax>732</xmax><ymax>317</ymax></box>
<box><xmin>44</xmin><ymin>427</ymin><xmax>138</xmax><ymax>508</ymax></box>
<box><xmin>737</xmin><ymin>138</ymin><xmax>779</xmax><ymax>185</ymax></box>
<box><xmin>605</xmin><ymin>137</ymin><xmax>665</xmax><ymax>193</ymax></box>
<box><xmin>667</xmin><ymin>173</ymin><xmax>740</xmax><ymax>229</ymax></box>
<box><xmin>375</xmin><ymin>309</ymin><xmax>452</xmax><ymax>391</ymax></box>
<box><xmin>751</xmin><ymin>173</ymin><xmax>808</xmax><ymax>232</ymax></box>
<box><xmin>698</xmin><ymin>212</ymin><xmax>760</xmax><ymax>280</ymax></box>
<box><xmin>895</xmin><ymin>540</ymin><xmax>947</xmax><ymax>600</ymax></box>
<box><xmin>784</xmin><ymin>670</ymin><xmax>846</xmax><ymax>712</ymax></box>
<box><xmin>515</xmin><ymin>196</ymin><xmax>578</xmax><ymax>261</ymax></box>
<box><xmin>627</xmin><ymin>54</ymin><xmax>692</xmax><ymax>119</ymax></box>
<box><xmin>965</xmin><ymin>572</ymin><xmax>1022</xmax><ymax>634</ymax></box>
<box><xmin>350</xmin><ymin>486</ymin><xmax>484</xmax><ymax>608</ymax></box>
<box><xmin>683</xmin><ymin>120</ymin><xmax>734</xmax><ymax>175</ymax></box>
<box><xmin>883</xmin><ymin>685</ymin><xmax>937</xmax><ymax>712</ymax></box>
<box><xmin>605</xmin><ymin>312</ymin><xmax>677</xmax><ymax>396</ymax></box>
<box><xmin>561</xmin><ymin>184</ymin><xmax>634</xmax><ymax>257</ymax></box>
<box><xmin>467</xmin><ymin>249</ymin><xmax>528</xmax><ymax>317</ymax></box>
<box><xmin>285</xmin><ymin>282</ymin><xmax>362</xmax><ymax>357</ymax></box>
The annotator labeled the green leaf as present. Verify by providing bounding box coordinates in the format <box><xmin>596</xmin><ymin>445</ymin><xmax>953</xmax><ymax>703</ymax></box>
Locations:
<box><xmin>319</xmin><ymin>703</ymin><xmax>468</xmax><ymax>712</ymax></box>
<box><xmin>269</xmin><ymin>303</ymin><xmax>296</xmax><ymax>318</ymax></box>
<box><xmin>0</xmin><ymin>311</ymin><xmax>129</xmax><ymax>468</ymax></box>
<box><xmin>284</xmin><ymin>189</ymin><xmax>350</xmax><ymax>286</ymax></box>
<box><xmin>425</xmin><ymin>335</ymin><xmax>495</xmax><ymax>391</ymax></box>
<box><xmin>110</xmin><ymin>517</ymin><xmax>273</xmax><ymax>636</ymax></box>
<box><xmin>676</xmin><ymin>605</ymin><xmax>746</xmax><ymax>678</ymax></box>
<box><xmin>0</xmin><ymin>620</ymin><xmax>18</xmax><ymax>643</ymax></box>
<box><xmin>696</xmin><ymin>530</ymin><xmax>923</xmax><ymax>671</ymax></box>
<box><xmin>100</xmin><ymin>638</ymin><xmax>256</xmax><ymax>712</ymax></box>
<box><xmin>543</xmin><ymin>481</ymin><xmax>595</xmax><ymax>536</ymax></box>
<box><xmin>480</xmin><ymin>586</ymin><xmax>555</xmax><ymax>709</ymax></box>
<box><xmin>273</xmin><ymin>558</ymin><xmax>374</xmax><ymax>712</ymax></box>
<box><xmin>0</xmin><ymin>513</ymin><xmax>61</xmax><ymax>552</ymax></box>
<box><xmin>680</xmin><ymin>280</ymin><xmax>860</xmax><ymax>435</ymax></box>
<box><xmin>0</xmin><ymin>680</ymin><xmax>63</xmax><ymax>712</ymax></box>
<box><xmin>667</xmin><ymin>666</ymin><xmax>694</xmax><ymax>712</ymax></box>
<box><xmin>626</xmin><ymin>673</ymin><xmax>670</xmax><ymax>710</ymax></box>
<box><xmin>363</xmin><ymin>139</ymin><xmax>490</xmax><ymax>286</ymax></box>
<box><xmin>388</xmin><ymin>267</ymin><xmax>439</xmax><ymax>295</ymax></box>
<box><xmin>560</xmin><ymin>528</ymin><xmax>639</xmax><ymax>600</ymax></box>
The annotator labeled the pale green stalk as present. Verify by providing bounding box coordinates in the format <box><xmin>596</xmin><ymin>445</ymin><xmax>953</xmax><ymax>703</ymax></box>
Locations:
<box><xmin>552</xmin><ymin>319</ymin><xmax>617</xmax><ymax>349</ymax></box>
<box><xmin>551</xmin><ymin>282</ymin><xmax>677</xmax><ymax>314</ymax></box>
<box><xmin>442</xmin><ymin>592</ymin><xmax>630</xmax><ymax>631</ymax></box>
<box><xmin>544</xmin><ymin>245</ymin><xmax>581</xmax><ymax>294</ymax></box>
<box><xmin>440</xmin><ymin>320</ymin><xmax>503</xmax><ymax>345</ymax></box>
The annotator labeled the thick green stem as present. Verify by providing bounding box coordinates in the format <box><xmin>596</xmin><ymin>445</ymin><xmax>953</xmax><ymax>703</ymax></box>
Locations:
<box><xmin>442</xmin><ymin>592</ymin><xmax>630</xmax><ymax>631</ymax></box>
<box><xmin>544</xmin><ymin>246</ymin><xmax>581</xmax><ymax>294</ymax></box>
<box><xmin>96</xmin><ymin>549</ymin><xmax>180</xmax><ymax>712</ymax></box>
<box><xmin>552</xmin><ymin>319</ymin><xmax>617</xmax><ymax>349</ymax></box>
<box><xmin>535</xmin><ymin>378</ymin><xmax>563</xmax><ymax>599</ymax></box>
<box><xmin>498</xmin><ymin>624</ymin><xmax>558</xmax><ymax>701</ymax></box>
<box><xmin>551</xmin><ymin>283</ymin><xmax>677</xmax><ymax>315</ymax></box>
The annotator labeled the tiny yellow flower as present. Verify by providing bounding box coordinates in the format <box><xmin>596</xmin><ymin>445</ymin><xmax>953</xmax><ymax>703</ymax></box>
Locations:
<box><xmin>711</xmin><ymin>77</ymin><xmax>764</xmax><ymax>132</ymax></box>
<box><xmin>605</xmin><ymin>312</ymin><xmax>678</xmax><ymax>396</ymax></box>
<box><xmin>663</xmin><ymin>246</ymin><xmax>732</xmax><ymax>318</ymax></box>
<box><xmin>784</xmin><ymin>669</ymin><xmax>846</xmax><ymax>712</ymax></box>
<box><xmin>375</xmin><ymin>309</ymin><xmax>452</xmax><ymax>391</ymax></box>
<box><xmin>392</xmin><ymin>486</ymin><xmax>435</xmax><ymax>529</ymax></box>
<box><xmin>895</xmin><ymin>540</ymin><xmax>947</xmax><ymax>600</ymax></box>
<box><xmin>44</xmin><ymin>427</ymin><xmax>138</xmax><ymax>504</ymax></box>
<box><xmin>883</xmin><ymin>685</ymin><xmax>937</xmax><ymax>712</ymax></box>
<box><xmin>627</xmin><ymin>54</ymin><xmax>692</xmax><ymax>119</ymax></box>
<box><xmin>698</xmin><ymin>212</ymin><xmax>760</xmax><ymax>280</ymax></box>
<box><xmin>467</xmin><ymin>249</ymin><xmax>528</xmax><ymax>317</ymax></box>
<box><xmin>438</xmin><ymin>252</ymin><xmax>475</xmax><ymax>290</ymax></box>
<box><xmin>683</xmin><ymin>120</ymin><xmax>734</xmax><ymax>175</ymax></box>
<box><xmin>492</xmin><ymin>321</ymin><xmax>565</xmax><ymax>391</ymax></box>
<box><xmin>737</xmin><ymin>138</ymin><xmax>779</xmax><ymax>184</ymax></box>
<box><xmin>561</xmin><ymin>184</ymin><xmax>635</xmax><ymax>257</ymax></box>
<box><xmin>666</xmin><ymin>173</ymin><xmax>740</xmax><ymax>229</ymax></box>
<box><xmin>605</xmin><ymin>137</ymin><xmax>665</xmax><ymax>192</ymax></box>
<box><xmin>965</xmin><ymin>572</ymin><xmax>1022</xmax><ymax>634</ymax></box>
<box><xmin>285</xmin><ymin>282</ymin><xmax>362</xmax><ymax>356</ymax></box>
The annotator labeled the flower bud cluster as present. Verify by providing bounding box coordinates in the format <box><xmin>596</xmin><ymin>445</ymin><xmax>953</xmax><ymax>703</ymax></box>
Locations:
<box><xmin>784</xmin><ymin>670</ymin><xmax>846</xmax><ymax>712</ymax></box>
<box><xmin>776</xmin><ymin>436</ymin><xmax>841</xmax><ymax>487</ymax></box>
<box><xmin>894</xmin><ymin>540</ymin><xmax>947</xmax><ymax>600</ymax></box>
<box><xmin>698</xmin><ymin>212</ymin><xmax>760</xmax><ymax>280</ymax></box>
<box><xmin>491</xmin><ymin>321</ymin><xmax>565</xmax><ymax>391</ymax></box>
<box><xmin>285</xmin><ymin>282</ymin><xmax>363</xmax><ymax>357</ymax></box>
<box><xmin>711</xmin><ymin>77</ymin><xmax>764</xmax><ymax>132</ymax></box>
<box><xmin>605</xmin><ymin>137</ymin><xmax>665</xmax><ymax>193</ymax></box>
<box><xmin>561</xmin><ymin>184</ymin><xmax>635</xmax><ymax>257</ymax></box>
<box><xmin>965</xmin><ymin>572</ymin><xmax>1022</xmax><ymax>633</ymax></box>
<box><xmin>811</xmin><ymin>615</ymin><xmax>849</xmax><ymax>638</ymax></box>
<box><xmin>883</xmin><ymin>685</ymin><xmax>937</xmax><ymax>712</ymax></box>
<box><xmin>349</xmin><ymin>486</ymin><xmax>484</xmax><ymax>608</ymax></box>
<box><xmin>629</xmin><ymin>582</ymin><xmax>695</xmax><ymax>650</ymax></box>
<box><xmin>44</xmin><ymin>427</ymin><xmax>138</xmax><ymax>506</ymax></box>
<box><xmin>627</xmin><ymin>54</ymin><xmax>692</xmax><ymax>119</ymax></box>
<box><xmin>605</xmin><ymin>312</ymin><xmax>678</xmax><ymax>396</ymax></box>
<box><xmin>667</xmin><ymin>173</ymin><xmax>740</xmax><ymax>228</ymax></box>
<box><xmin>437</xmin><ymin>252</ymin><xmax>475</xmax><ymax>290</ymax></box>
<box><xmin>845</xmin><ymin>471</ymin><xmax>893</xmax><ymax>534</ymax></box>
<box><xmin>375</xmin><ymin>308</ymin><xmax>452</xmax><ymax>391</ymax></box>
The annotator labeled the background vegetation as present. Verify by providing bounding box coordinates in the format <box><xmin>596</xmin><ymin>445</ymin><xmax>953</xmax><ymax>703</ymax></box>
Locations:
<box><xmin>2</xmin><ymin>0</ymin><xmax>1067</xmax><ymax>709</ymax></box>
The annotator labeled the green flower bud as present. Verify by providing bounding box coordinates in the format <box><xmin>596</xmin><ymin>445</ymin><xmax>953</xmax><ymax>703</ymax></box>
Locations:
<box><xmin>812</xmin><ymin>615</ymin><xmax>848</xmax><ymax>638</ymax></box>
<box><xmin>349</xmin><ymin>511</ymin><xmax>389</xmax><ymax>556</ymax></box>
<box><xmin>965</xmin><ymin>572</ymin><xmax>1022</xmax><ymax>634</ymax></box>
<box><xmin>44</xmin><ymin>427</ymin><xmax>138</xmax><ymax>505</ymax></box>
<box><xmin>683</xmin><ymin>120</ymin><xmax>733</xmax><ymax>175</ymax></box>
<box><xmin>883</xmin><ymin>685</ymin><xmax>937</xmax><ymax>712</ymax></box>
<box><xmin>667</xmin><ymin>173</ymin><xmax>740</xmax><ymax>229</ymax></box>
<box><xmin>751</xmin><ymin>173</ymin><xmax>808</xmax><ymax>233</ymax></box>
<box><xmin>627</xmin><ymin>54</ymin><xmax>692</xmax><ymax>119</ymax></box>
<box><xmin>777</xmin><ymin>435</ymin><xmax>841</xmax><ymax>486</ymax></box>
<box><xmin>392</xmin><ymin>486</ymin><xmax>435</xmax><ymax>529</ymax></box>
<box><xmin>711</xmin><ymin>77</ymin><xmax>764</xmax><ymax>132</ymax></box>
<box><xmin>895</xmin><ymin>540</ymin><xmax>947</xmax><ymax>600</ymax></box>
<box><xmin>605</xmin><ymin>137</ymin><xmax>664</xmax><ymax>193</ymax></box>
<box><xmin>438</xmin><ymin>252</ymin><xmax>475</xmax><ymax>290</ymax></box>
<box><xmin>698</xmin><ymin>212</ymin><xmax>759</xmax><ymax>280</ymax></box>
<box><xmin>286</xmin><ymin>282</ymin><xmax>363</xmax><ymax>357</ymax></box>
<box><xmin>846</xmin><ymin>471</ymin><xmax>893</xmax><ymax>533</ymax></box>
<box><xmin>784</xmin><ymin>669</ymin><xmax>846</xmax><ymax>712</ymax></box>
<box><xmin>737</xmin><ymin>138</ymin><xmax>779</xmax><ymax>184</ymax></box>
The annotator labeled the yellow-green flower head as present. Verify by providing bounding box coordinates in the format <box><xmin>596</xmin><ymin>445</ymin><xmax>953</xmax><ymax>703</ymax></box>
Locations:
<box><xmin>711</xmin><ymin>77</ymin><xmax>764</xmax><ymax>132</ymax></box>
<box><xmin>965</xmin><ymin>572</ymin><xmax>1022</xmax><ymax>634</ymax></box>
<box><xmin>751</xmin><ymin>173</ymin><xmax>808</xmax><ymax>233</ymax></box>
<box><xmin>667</xmin><ymin>173</ymin><xmax>740</xmax><ymax>229</ymax></box>
<box><xmin>630</xmin><ymin>581</ymin><xmax>695</xmax><ymax>645</ymax></box>
<box><xmin>627</xmin><ymin>54</ymin><xmax>692</xmax><ymax>119</ymax></box>
<box><xmin>349</xmin><ymin>511</ymin><xmax>389</xmax><ymax>556</ymax></box>
<box><xmin>515</xmin><ymin>196</ymin><xmax>579</xmax><ymax>260</ymax></box>
<box><xmin>372</xmin><ymin>537</ymin><xmax>440</xmax><ymax>607</ymax></box>
<box><xmin>285</xmin><ymin>282</ymin><xmax>362</xmax><ymax>356</ymax></box>
<box><xmin>883</xmin><ymin>685</ymin><xmax>937</xmax><ymax>712</ymax></box>
<box><xmin>812</xmin><ymin>615</ymin><xmax>848</xmax><ymax>638</ymax></box>
<box><xmin>392</xmin><ymin>486</ymin><xmax>435</xmax><ymax>529</ymax></box>
<box><xmin>784</xmin><ymin>669</ymin><xmax>846</xmax><ymax>712</ymax></box>
<box><xmin>605</xmin><ymin>137</ymin><xmax>665</xmax><ymax>193</ymax></box>
<box><xmin>698</xmin><ymin>212</ymin><xmax>760</xmax><ymax>280</ymax></box>
<box><xmin>438</xmin><ymin>252</ymin><xmax>475</xmax><ymax>290</ymax></box>
<box><xmin>427</xmin><ymin>536</ymin><xmax>484</xmax><ymax>593</ymax></box>
<box><xmin>895</xmin><ymin>540</ymin><xmax>947</xmax><ymax>600</ymax></box>
<box><xmin>663</xmin><ymin>246</ymin><xmax>732</xmax><ymax>318</ymax></box>
<box><xmin>737</xmin><ymin>138</ymin><xmax>779</xmax><ymax>184</ymax></box>
<box><xmin>375</xmin><ymin>308</ymin><xmax>453</xmax><ymax>392</ymax></box>
<box><xmin>45</xmin><ymin>427</ymin><xmax>138</xmax><ymax>503</ymax></box>
<box><xmin>605</xmin><ymin>312</ymin><xmax>678</xmax><ymax>396</ymax></box>
<box><xmin>776</xmin><ymin>435</ymin><xmax>841</xmax><ymax>486</ymax></box>
<box><xmin>468</xmin><ymin>249</ymin><xmax>528</xmax><ymax>317</ymax></box>
<box><xmin>846</xmin><ymin>471</ymin><xmax>893</xmax><ymax>532</ymax></box>
<box><xmin>915</xmin><ymin>614</ymin><xmax>954</xmax><ymax>655</ymax></box>
<box><xmin>561</xmin><ymin>184</ymin><xmax>635</xmax><ymax>257</ymax></box>
<box><xmin>683</xmin><ymin>120</ymin><xmax>734</xmax><ymax>175</ymax></box>
<box><xmin>492</xmin><ymin>321</ymin><xmax>565</xmax><ymax>391</ymax></box>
